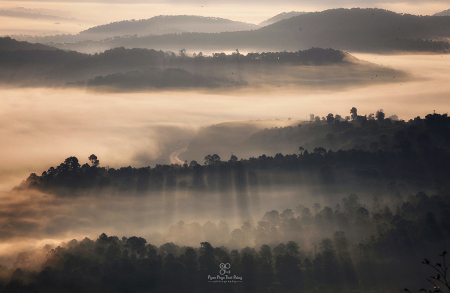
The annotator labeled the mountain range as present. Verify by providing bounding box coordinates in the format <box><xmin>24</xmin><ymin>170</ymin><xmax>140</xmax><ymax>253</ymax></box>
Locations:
<box><xmin>44</xmin><ymin>8</ymin><xmax>450</xmax><ymax>54</ymax></box>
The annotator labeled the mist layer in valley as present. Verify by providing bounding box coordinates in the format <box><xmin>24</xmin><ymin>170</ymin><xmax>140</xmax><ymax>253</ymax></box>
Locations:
<box><xmin>0</xmin><ymin>53</ymin><xmax>448</xmax><ymax>191</ymax></box>
<box><xmin>2</xmin><ymin>2</ymin><xmax>450</xmax><ymax>293</ymax></box>
<box><xmin>2</xmin><ymin>109</ymin><xmax>450</xmax><ymax>293</ymax></box>
<box><xmin>0</xmin><ymin>38</ymin><xmax>406</xmax><ymax>91</ymax></box>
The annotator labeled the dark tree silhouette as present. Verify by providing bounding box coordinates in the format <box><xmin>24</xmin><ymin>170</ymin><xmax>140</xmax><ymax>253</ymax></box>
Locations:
<box><xmin>88</xmin><ymin>154</ymin><xmax>99</xmax><ymax>167</ymax></box>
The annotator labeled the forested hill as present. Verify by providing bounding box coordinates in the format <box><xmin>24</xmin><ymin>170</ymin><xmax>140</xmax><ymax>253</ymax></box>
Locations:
<box><xmin>6</xmin><ymin>113</ymin><xmax>450</xmax><ymax>292</ymax></box>
<box><xmin>50</xmin><ymin>8</ymin><xmax>450</xmax><ymax>54</ymax></box>
<box><xmin>2</xmin><ymin>191</ymin><xmax>449</xmax><ymax>293</ymax></box>
<box><xmin>1</xmin><ymin>47</ymin><xmax>376</xmax><ymax>89</ymax></box>
<box><xmin>24</xmin><ymin>15</ymin><xmax>260</xmax><ymax>44</ymax></box>
<box><xmin>258</xmin><ymin>8</ymin><xmax>450</xmax><ymax>51</ymax></box>
<box><xmin>0</xmin><ymin>37</ymin><xmax>57</xmax><ymax>51</ymax></box>
<box><xmin>80</xmin><ymin>15</ymin><xmax>259</xmax><ymax>37</ymax></box>
<box><xmin>258</xmin><ymin>11</ymin><xmax>309</xmax><ymax>26</ymax></box>
<box><xmin>433</xmin><ymin>9</ymin><xmax>450</xmax><ymax>16</ymax></box>
<box><xmin>17</xmin><ymin>113</ymin><xmax>450</xmax><ymax>196</ymax></box>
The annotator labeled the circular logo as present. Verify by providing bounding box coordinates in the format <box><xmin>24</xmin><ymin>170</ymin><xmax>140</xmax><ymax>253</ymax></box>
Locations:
<box><xmin>219</xmin><ymin>263</ymin><xmax>231</xmax><ymax>275</ymax></box>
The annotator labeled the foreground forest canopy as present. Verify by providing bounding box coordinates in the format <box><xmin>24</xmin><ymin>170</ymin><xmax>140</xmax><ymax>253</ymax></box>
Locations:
<box><xmin>5</xmin><ymin>112</ymin><xmax>450</xmax><ymax>292</ymax></box>
<box><xmin>3</xmin><ymin>179</ymin><xmax>450</xmax><ymax>292</ymax></box>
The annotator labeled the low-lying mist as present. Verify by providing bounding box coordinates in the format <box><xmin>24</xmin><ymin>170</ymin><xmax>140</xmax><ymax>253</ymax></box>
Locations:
<box><xmin>0</xmin><ymin>181</ymin><xmax>338</xmax><ymax>266</ymax></box>
<box><xmin>0</xmin><ymin>54</ymin><xmax>449</xmax><ymax>270</ymax></box>
<box><xmin>0</xmin><ymin>54</ymin><xmax>449</xmax><ymax>192</ymax></box>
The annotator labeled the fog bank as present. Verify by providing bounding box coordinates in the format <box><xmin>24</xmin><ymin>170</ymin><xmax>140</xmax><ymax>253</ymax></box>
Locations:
<box><xmin>0</xmin><ymin>54</ymin><xmax>449</xmax><ymax>191</ymax></box>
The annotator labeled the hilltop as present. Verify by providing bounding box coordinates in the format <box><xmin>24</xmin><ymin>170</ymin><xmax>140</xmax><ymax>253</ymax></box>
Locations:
<box><xmin>433</xmin><ymin>9</ymin><xmax>450</xmax><ymax>16</ymax></box>
<box><xmin>0</xmin><ymin>37</ymin><xmax>57</xmax><ymax>51</ymax></box>
<box><xmin>258</xmin><ymin>11</ymin><xmax>309</xmax><ymax>26</ymax></box>
<box><xmin>49</xmin><ymin>8</ymin><xmax>450</xmax><ymax>54</ymax></box>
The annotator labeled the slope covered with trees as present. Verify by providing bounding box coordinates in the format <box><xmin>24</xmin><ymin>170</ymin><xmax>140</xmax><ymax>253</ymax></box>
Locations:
<box><xmin>433</xmin><ymin>9</ymin><xmax>450</xmax><ymax>16</ymax></box>
<box><xmin>1</xmin><ymin>189</ymin><xmax>449</xmax><ymax>293</ymax></box>
<box><xmin>80</xmin><ymin>15</ymin><xmax>259</xmax><ymax>37</ymax></box>
<box><xmin>50</xmin><ymin>8</ymin><xmax>450</xmax><ymax>54</ymax></box>
<box><xmin>16</xmin><ymin>112</ymin><xmax>450</xmax><ymax>197</ymax></box>
<box><xmin>0</xmin><ymin>45</ymin><xmax>400</xmax><ymax>90</ymax></box>
<box><xmin>0</xmin><ymin>37</ymin><xmax>57</xmax><ymax>51</ymax></box>
<box><xmin>20</xmin><ymin>15</ymin><xmax>260</xmax><ymax>45</ymax></box>
<box><xmin>258</xmin><ymin>11</ymin><xmax>309</xmax><ymax>26</ymax></box>
<box><xmin>5</xmin><ymin>113</ymin><xmax>450</xmax><ymax>293</ymax></box>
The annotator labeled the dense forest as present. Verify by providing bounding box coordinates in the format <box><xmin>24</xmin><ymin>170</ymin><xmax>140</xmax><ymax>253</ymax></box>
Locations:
<box><xmin>3</xmin><ymin>182</ymin><xmax>450</xmax><ymax>292</ymax></box>
<box><xmin>258</xmin><ymin>11</ymin><xmax>308</xmax><ymax>26</ymax></box>
<box><xmin>16</xmin><ymin>15</ymin><xmax>259</xmax><ymax>44</ymax></box>
<box><xmin>2</xmin><ymin>113</ymin><xmax>450</xmax><ymax>293</ymax></box>
<box><xmin>0</xmin><ymin>42</ymin><xmax>401</xmax><ymax>89</ymax></box>
<box><xmin>17</xmin><ymin>112</ymin><xmax>450</xmax><ymax>196</ymax></box>
<box><xmin>0</xmin><ymin>37</ymin><xmax>57</xmax><ymax>51</ymax></box>
<box><xmin>434</xmin><ymin>9</ymin><xmax>450</xmax><ymax>16</ymax></box>
<box><xmin>79</xmin><ymin>15</ymin><xmax>259</xmax><ymax>38</ymax></box>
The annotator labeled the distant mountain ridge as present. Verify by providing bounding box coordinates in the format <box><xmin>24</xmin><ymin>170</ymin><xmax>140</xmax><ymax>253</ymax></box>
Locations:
<box><xmin>258</xmin><ymin>11</ymin><xmax>309</xmax><ymax>26</ymax></box>
<box><xmin>79</xmin><ymin>15</ymin><xmax>259</xmax><ymax>38</ymax></box>
<box><xmin>49</xmin><ymin>8</ymin><xmax>450</xmax><ymax>54</ymax></box>
<box><xmin>0</xmin><ymin>8</ymin><xmax>76</xmax><ymax>21</ymax></box>
<box><xmin>434</xmin><ymin>9</ymin><xmax>450</xmax><ymax>16</ymax></box>
<box><xmin>22</xmin><ymin>14</ymin><xmax>260</xmax><ymax>44</ymax></box>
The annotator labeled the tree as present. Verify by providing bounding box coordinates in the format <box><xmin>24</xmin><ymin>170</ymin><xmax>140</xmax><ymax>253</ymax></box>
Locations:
<box><xmin>275</xmin><ymin>252</ymin><xmax>302</xmax><ymax>289</ymax></box>
<box><xmin>189</xmin><ymin>160</ymin><xmax>198</xmax><ymax>167</ymax></box>
<box><xmin>350</xmin><ymin>107</ymin><xmax>358</xmax><ymax>121</ymax></box>
<box><xmin>376</xmin><ymin>109</ymin><xmax>385</xmax><ymax>122</ymax></box>
<box><xmin>259</xmin><ymin>245</ymin><xmax>274</xmax><ymax>287</ymax></box>
<box><xmin>64</xmin><ymin>157</ymin><xmax>80</xmax><ymax>171</ymax></box>
<box><xmin>313</xmin><ymin>203</ymin><xmax>321</xmax><ymax>214</ymax></box>
<box><xmin>127</xmin><ymin>236</ymin><xmax>147</xmax><ymax>255</ymax></box>
<box><xmin>327</xmin><ymin>113</ymin><xmax>335</xmax><ymax>124</ymax></box>
<box><xmin>204</xmin><ymin>154</ymin><xmax>220</xmax><ymax>165</ymax></box>
<box><xmin>88</xmin><ymin>154</ymin><xmax>99</xmax><ymax>167</ymax></box>
<box><xmin>313</xmin><ymin>147</ymin><xmax>326</xmax><ymax>155</ymax></box>
<box><xmin>286</xmin><ymin>241</ymin><xmax>300</xmax><ymax>256</ymax></box>
<box><xmin>320</xmin><ymin>238</ymin><xmax>341</xmax><ymax>288</ymax></box>
<box><xmin>390</xmin><ymin>114</ymin><xmax>399</xmax><ymax>121</ymax></box>
<box><xmin>405</xmin><ymin>252</ymin><xmax>450</xmax><ymax>293</ymax></box>
<box><xmin>229</xmin><ymin>154</ymin><xmax>238</xmax><ymax>162</ymax></box>
<box><xmin>299</xmin><ymin>146</ymin><xmax>305</xmax><ymax>155</ymax></box>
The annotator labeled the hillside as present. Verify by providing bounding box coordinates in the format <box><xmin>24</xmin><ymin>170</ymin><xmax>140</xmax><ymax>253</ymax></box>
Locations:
<box><xmin>258</xmin><ymin>11</ymin><xmax>309</xmax><ymax>26</ymax></box>
<box><xmin>0</xmin><ymin>37</ymin><xmax>57</xmax><ymax>51</ymax></box>
<box><xmin>81</xmin><ymin>15</ymin><xmax>259</xmax><ymax>37</ymax></box>
<box><xmin>0</xmin><ymin>46</ymin><xmax>405</xmax><ymax>90</ymax></box>
<box><xmin>50</xmin><ymin>8</ymin><xmax>450</xmax><ymax>54</ymax></box>
<box><xmin>433</xmin><ymin>9</ymin><xmax>450</xmax><ymax>16</ymax></box>
<box><xmin>24</xmin><ymin>15</ymin><xmax>260</xmax><ymax>44</ymax></box>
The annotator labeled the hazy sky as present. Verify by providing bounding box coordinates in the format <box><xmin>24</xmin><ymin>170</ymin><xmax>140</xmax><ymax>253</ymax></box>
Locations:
<box><xmin>1</xmin><ymin>0</ymin><xmax>450</xmax><ymax>36</ymax></box>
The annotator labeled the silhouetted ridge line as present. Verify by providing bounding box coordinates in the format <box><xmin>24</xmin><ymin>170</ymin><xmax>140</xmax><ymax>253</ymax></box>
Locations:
<box><xmin>16</xmin><ymin>113</ymin><xmax>450</xmax><ymax>196</ymax></box>
<box><xmin>46</xmin><ymin>8</ymin><xmax>450</xmax><ymax>54</ymax></box>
